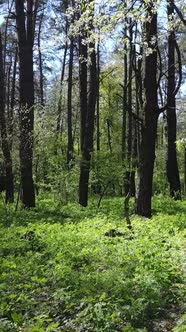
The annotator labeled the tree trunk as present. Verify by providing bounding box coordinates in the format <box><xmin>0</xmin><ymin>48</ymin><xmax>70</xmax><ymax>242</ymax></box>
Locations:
<box><xmin>122</xmin><ymin>31</ymin><xmax>127</xmax><ymax>161</ymax></box>
<box><xmin>15</xmin><ymin>0</ymin><xmax>35</xmax><ymax>208</ymax></box>
<box><xmin>0</xmin><ymin>30</ymin><xmax>14</xmax><ymax>203</ymax></box>
<box><xmin>166</xmin><ymin>0</ymin><xmax>181</xmax><ymax>199</ymax></box>
<box><xmin>9</xmin><ymin>46</ymin><xmax>18</xmax><ymax>149</ymax></box>
<box><xmin>6</xmin><ymin>63</ymin><xmax>12</xmax><ymax>117</ymax></box>
<box><xmin>184</xmin><ymin>146</ymin><xmax>186</xmax><ymax>195</ymax></box>
<box><xmin>106</xmin><ymin>118</ymin><xmax>112</xmax><ymax>153</ymax></box>
<box><xmin>56</xmin><ymin>19</ymin><xmax>68</xmax><ymax>134</ymax></box>
<box><xmin>96</xmin><ymin>35</ymin><xmax>100</xmax><ymax>152</ymax></box>
<box><xmin>135</xmin><ymin>4</ymin><xmax>158</xmax><ymax>218</ymax></box>
<box><xmin>67</xmin><ymin>37</ymin><xmax>74</xmax><ymax>165</ymax></box>
<box><xmin>38</xmin><ymin>11</ymin><xmax>44</xmax><ymax>106</ymax></box>
<box><xmin>134</xmin><ymin>42</ymin><xmax>142</xmax><ymax>162</ymax></box>
<box><xmin>79</xmin><ymin>35</ymin><xmax>97</xmax><ymax>206</ymax></box>
<box><xmin>79</xmin><ymin>30</ymin><xmax>88</xmax><ymax>152</ymax></box>
<box><xmin>125</xmin><ymin>21</ymin><xmax>133</xmax><ymax>196</ymax></box>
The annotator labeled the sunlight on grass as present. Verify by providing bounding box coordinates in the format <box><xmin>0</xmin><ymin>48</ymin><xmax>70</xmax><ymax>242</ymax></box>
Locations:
<box><xmin>0</xmin><ymin>196</ymin><xmax>185</xmax><ymax>331</ymax></box>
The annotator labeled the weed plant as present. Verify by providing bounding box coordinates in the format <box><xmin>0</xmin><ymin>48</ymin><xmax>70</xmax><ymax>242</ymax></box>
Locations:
<box><xmin>0</xmin><ymin>196</ymin><xmax>186</xmax><ymax>331</ymax></box>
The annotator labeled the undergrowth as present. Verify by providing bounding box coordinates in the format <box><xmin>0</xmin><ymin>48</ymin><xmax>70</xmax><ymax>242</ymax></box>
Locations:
<box><xmin>0</xmin><ymin>195</ymin><xmax>186</xmax><ymax>331</ymax></box>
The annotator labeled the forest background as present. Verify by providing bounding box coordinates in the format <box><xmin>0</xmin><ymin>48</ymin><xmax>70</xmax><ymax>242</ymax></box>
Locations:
<box><xmin>0</xmin><ymin>0</ymin><xmax>186</xmax><ymax>331</ymax></box>
<box><xmin>0</xmin><ymin>0</ymin><xmax>186</xmax><ymax>215</ymax></box>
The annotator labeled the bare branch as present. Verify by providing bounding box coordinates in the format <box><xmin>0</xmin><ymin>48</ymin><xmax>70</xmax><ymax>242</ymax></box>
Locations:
<box><xmin>170</xmin><ymin>0</ymin><xmax>186</xmax><ymax>26</ymax></box>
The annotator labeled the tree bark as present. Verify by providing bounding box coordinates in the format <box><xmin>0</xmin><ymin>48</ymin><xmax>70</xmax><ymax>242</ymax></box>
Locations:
<box><xmin>38</xmin><ymin>11</ymin><xmax>44</xmax><ymax>106</ymax></box>
<box><xmin>184</xmin><ymin>146</ymin><xmax>186</xmax><ymax>195</ymax></box>
<box><xmin>79</xmin><ymin>22</ymin><xmax>97</xmax><ymax>206</ymax></box>
<box><xmin>0</xmin><ymin>30</ymin><xmax>14</xmax><ymax>203</ymax></box>
<box><xmin>15</xmin><ymin>0</ymin><xmax>35</xmax><ymax>208</ymax></box>
<box><xmin>79</xmin><ymin>30</ymin><xmax>88</xmax><ymax>152</ymax></box>
<box><xmin>122</xmin><ymin>29</ymin><xmax>127</xmax><ymax>161</ymax></box>
<box><xmin>125</xmin><ymin>20</ymin><xmax>134</xmax><ymax>196</ymax></box>
<box><xmin>56</xmin><ymin>19</ymin><xmax>68</xmax><ymax>134</ymax></box>
<box><xmin>166</xmin><ymin>0</ymin><xmax>181</xmax><ymax>199</ymax></box>
<box><xmin>96</xmin><ymin>35</ymin><xmax>100</xmax><ymax>152</ymax></box>
<box><xmin>9</xmin><ymin>46</ymin><xmax>18</xmax><ymax>150</ymax></box>
<box><xmin>66</xmin><ymin>37</ymin><xmax>74</xmax><ymax>165</ymax></box>
<box><xmin>135</xmin><ymin>3</ymin><xmax>158</xmax><ymax>218</ymax></box>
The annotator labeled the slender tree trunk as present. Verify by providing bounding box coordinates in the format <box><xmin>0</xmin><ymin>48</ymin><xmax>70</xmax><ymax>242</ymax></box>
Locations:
<box><xmin>125</xmin><ymin>21</ymin><xmax>133</xmax><ymax>196</ymax></box>
<box><xmin>56</xmin><ymin>43</ymin><xmax>67</xmax><ymax>134</ymax></box>
<box><xmin>96</xmin><ymin>35</ymin><xmax>100</xmax><ymax>152</ymax></box>
<box><xmin>184</xmin><ymin>146</ymin><xmax>186</xmax><ymax>195</ymax></box>
<box><xmin>107</xmin><ymin>83</ymin><xmax>112</xmax><ymax>152</ymax></box>
<box><xmin>38</xmin><ymin>11</ymin><xmax>44</xmax><ymax>106</ymax></box>
<box><xmin>122</xmin><ymin>31</ymin><xmax>127</xmax><ymax>161</ymax></box>
<box><xmin>67</xmin><ymin>37</ymin><xmax>74</xmax><ymax>165</ymax></box>
<box><xmin>133</xmin><ymin>44</ymin><xmax>141</xmax><ymax>159</ymax></box>
<box><xmin>79</xmin><ymin>26</ymin><xmax>97</xmax><ymax>206</ymax></box>
<box><xmin>15</xmin><ymin>0</ymin><xmax>35</xmax><ymax>208</ymax></box>
<box><xmin>6</xmin><ymin>63</ymin><xmax>12</xmax><ymax>116</ymax></box>
<box><xmin>106</xmin><ymin>118</ymin><xmax>112</xmax><ymax>153</ymax></box>
<box><xmin>166</xmin><ymin>0</ymin><xmax>181</xmax><ymax>199</ymax></box>
<box><xmin>9</xmin><ymin>46</ymin><xmax>18</xmax><ymax>149</ymax></box>
<box><xmin>135</xmin><ymin>4</ymin><xmax>158</xmax><ymax>218</ymax></box>
<box><xmin>56</xmin><ymin>20</ymin><xmax>68</xmax><ymax>134</ymax></box>
<box><xmin>79</xmin><ymin>31</ymin><xmax>88</xmax><ymax>152</ymax></box>
<box><xmin>0</xmin><ymin>30</ymin><xmax>14</xmax><ymax>203</ymax></box>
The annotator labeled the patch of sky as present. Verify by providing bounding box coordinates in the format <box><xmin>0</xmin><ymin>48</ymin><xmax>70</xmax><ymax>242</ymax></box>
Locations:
<box><xmin>0</xmin><ymin>15</ymin><xmax>4</xmax><ymax>26</ymax></box>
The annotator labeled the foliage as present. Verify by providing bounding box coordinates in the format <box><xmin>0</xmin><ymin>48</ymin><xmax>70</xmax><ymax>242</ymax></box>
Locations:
<box><xmin>0</xmin><ymin>196</ymin><xmax>186</xmax><ymax>331</ymax></box>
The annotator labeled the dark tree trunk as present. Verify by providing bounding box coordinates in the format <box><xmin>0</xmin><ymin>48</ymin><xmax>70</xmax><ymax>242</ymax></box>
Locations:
<box><xmin>67</xmin><ymin>37</ymin><xmax>74</xmax><ymax>165</ymax></box>
<box><xmin>130</xmin><ymin>43</ymin><xmax>141</xmax><ymax>198</ymax></box>
<box><xmin>96</xmin><ymin>35</ymin><xmax>100</xmax><ymax>152</ymax></box>
<box><xmin>184</xmin><ymin>146</ymin><xmax>186</xmax><ymax>195</ymax></box>
<box><xmin>106</xmin><ymin>118</ymin><xmax>112</xmax><ymax>153</ymax></box>
<box><xmin>38</xmin><ymin>11</ymin><xmax>44</xmax><ymax>106</ymax></box>
<box><xmin>135</xmin><ymin>44</ymin><xmax>143</xmax><ymax>157</ymax></box>
<box><xmin>6</xmin><ymin>63</ymin><xmax>12</xmax><ymax>117</ymax></box>
<box><xmin>106</xmin><ymin>82</ymin><xmax>112</xmax><ymax>152</ymax></box>
<box><xmin>135</xmin><ymin>4</ymin><xmax>158</xmax><ymax>218</ymax></box>
<box><xmin>125</xmin><ymin>21</ymin><xmax>134</xmax><ymax>196</ymax></box>
<box><xmin>0</xmin><ymin>30</ymin><xmax>14</xmax><ymax>203</ymax></box>
<box><xmin>15</xmin><ymin>0</ymin><xmax>35</xmax><ymax>208</ymax></box>
<box><xmin>122</xmin><ymin>31</ymin><xmax>127</xmax><ymax>161</ymax></box>
<box><xmin>79</xmin><ymin>30</ymin><xmax>88</xmax><ymax>152</ymax></box>
<box><xmin>9</xmin><ymin>46</ymin><xmax>18</xmax><ymax>149</ymax></box>
<box><xmin>10</xmin><ymin>46</ymin><xmax>18</xmax><ymax>111</ymax></box>
<box><xmin>166</xmin><ymin>0</ymin><xmax>181</xmax><ymax>199</ymax></box>
<box><xmin>56</xmin><ymin>43</ymin><xmax>67</xmax><ymax>134</ymax></box>
<box><xmin>79</xmin><ymin>36</ymin><xmax>97</xmax><ymax>207</ymax></box>
<box><xmin>56</xmin><ymin>20</ymin><xmax>68</xmax><ymax>134</ymax></box>
<box><xmin>133</xmin><ymin>44</ymin><xmax>141</xmax><ymax>160</ymax></box>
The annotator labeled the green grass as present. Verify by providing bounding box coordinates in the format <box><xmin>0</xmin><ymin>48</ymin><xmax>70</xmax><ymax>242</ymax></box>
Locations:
<box><xmin>0</xmin><ymin>196</ymin><xmax>186</xmax><ymax>331</ymax></box>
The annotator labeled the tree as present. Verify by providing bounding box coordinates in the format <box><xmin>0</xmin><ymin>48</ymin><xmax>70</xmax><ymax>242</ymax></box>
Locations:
<box><xmin>166</xmin><ymin>0</ymin><xmax>181</xmax><ymax>199</ymax></box>
<box><xmin>78</xmin><ymin>3</ymin><xmax>88</xmax><ymax>153</ymax></box>
<box><xmin>0</xmin><ymin>29</ymin><xmax>14</xmax><ymax>203</ymax></box>
<box><xmin>15</xmin><ymin>0</ymin><xmax>36</xmax><ymax>208</ymax></box>
<box><xmin>66</xmin><ymin>34</ymin><xmax>74</xmax><ymax>166</ymax></box>
<box><xmin>135</xmin><ymin>1</ymin><xmax>158</xmax><ymax>217</ymax></box>
<box><xmin>37</xmin><ymin>7</ymin><xmax>45</xmax><ymax>106</ymax></box>
<box><xmin>96</xmin><ymin>33</ymin><xmax>100</xmax><ymax>152</ymax></box>
<box><xmin>79</xmin><ymin>0</ymin><xmax>97</xmax><ymax>206</ymax></box>
<box><xmin>124</xmin><ymin>19</ymin><xmax>134</xmax><ymax>196</ymax></box>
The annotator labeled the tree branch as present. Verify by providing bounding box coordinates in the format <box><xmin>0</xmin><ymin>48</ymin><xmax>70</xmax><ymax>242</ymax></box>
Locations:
<box><xmin>170</xmin><ymin>0</ymin><xmax>186</xmax><ymax>26</ymax></box>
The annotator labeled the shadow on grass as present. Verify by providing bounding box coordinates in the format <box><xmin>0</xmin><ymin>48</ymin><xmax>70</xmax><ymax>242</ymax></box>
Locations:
<box><xmin>1</xmin><ymin>195</ymin><xmax>186</xmax><ymax>228</ymax></box>
<box><xmin>152</xmin><ymin>196</ymin><xmax>186</xmax><ymax>216</ymax></box>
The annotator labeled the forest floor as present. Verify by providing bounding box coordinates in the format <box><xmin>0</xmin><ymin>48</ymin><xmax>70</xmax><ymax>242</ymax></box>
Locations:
<box><xmin>0</xmin><ymin>195</ymin><xmax>186</xmax><ymax>332</ymax></box>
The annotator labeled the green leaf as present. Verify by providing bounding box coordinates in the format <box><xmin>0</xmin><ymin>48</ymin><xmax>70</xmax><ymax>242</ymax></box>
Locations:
<box><xmin>11</xmin><ymin>312</ymin><xmax>22</xmax><ymax>324</ymax></box>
